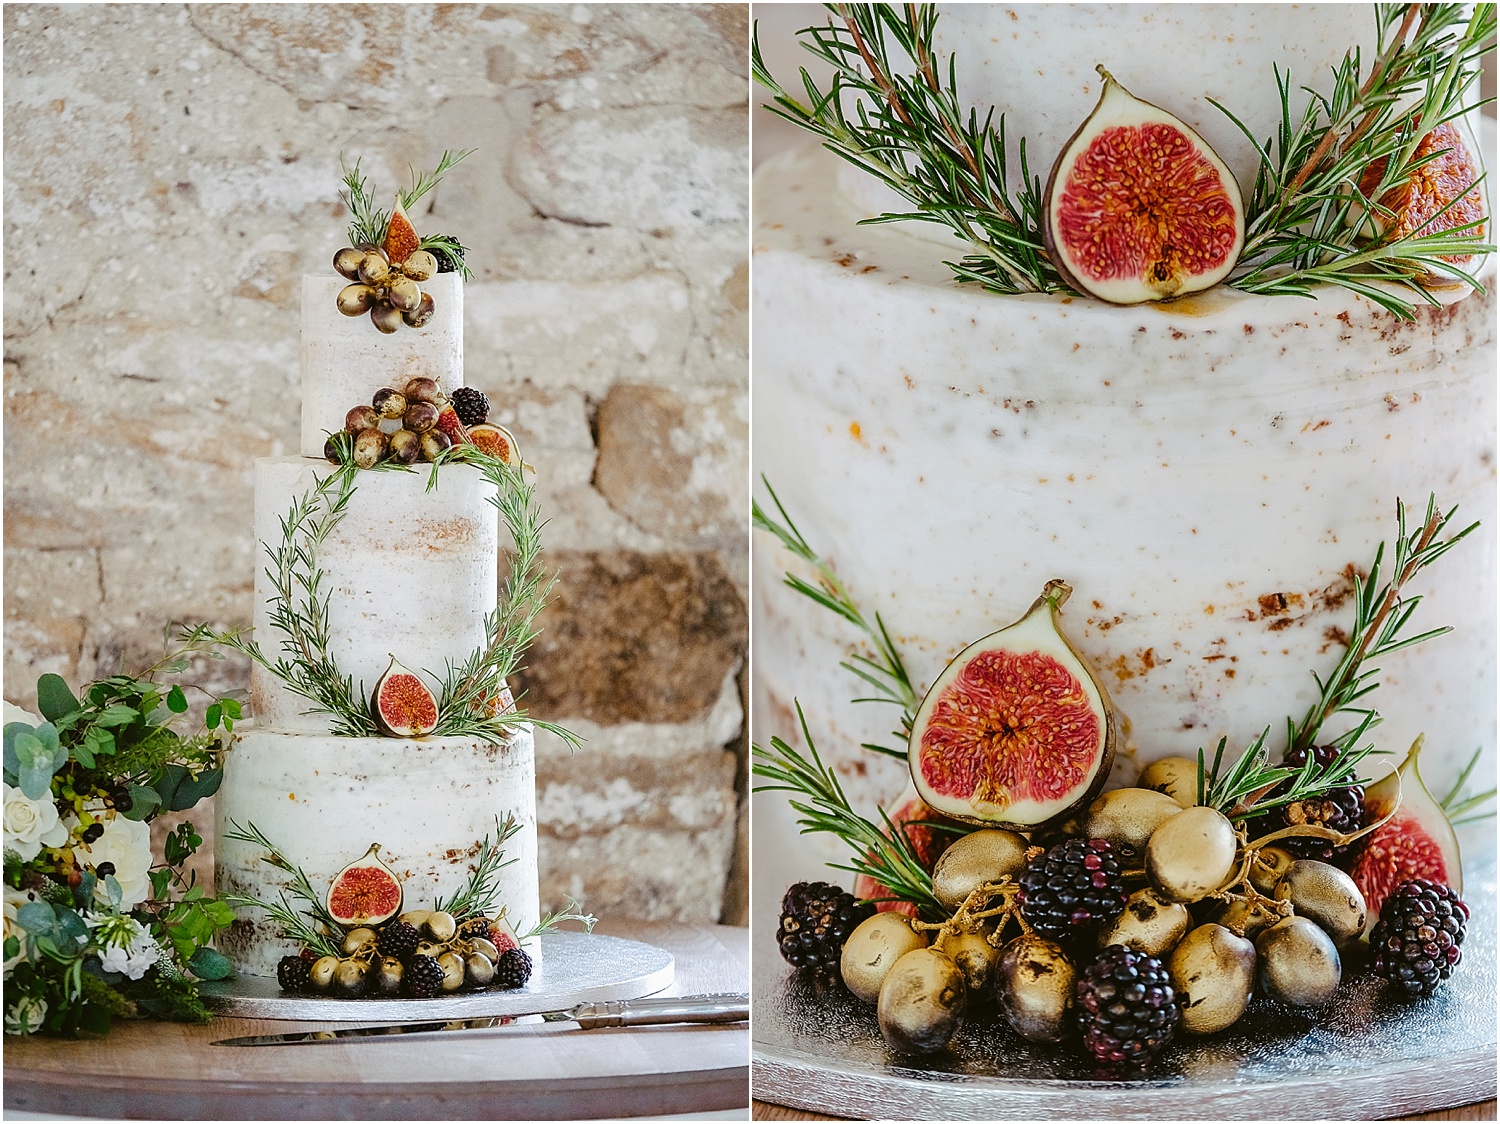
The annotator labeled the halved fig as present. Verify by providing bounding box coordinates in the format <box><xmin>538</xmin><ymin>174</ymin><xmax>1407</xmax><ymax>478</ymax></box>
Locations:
<box><xmin>1044</xmin><ymin>66</ymin><xmax>1244</xmax><ymax>304</ymax></box>
<box><xmin>326</xmin><ymin>843</ymin><xmax>404</xmax><ymax>927</ymax></box>
<box><xmin>468</xmin><ymin>424</ymin><xmax>523</xmax><ymax>470</ymax></box>
<box><xmin>853</xmin><ymin>784</ymin><xmax>959</xmax><ymax>918</ymax></box>
<box><xmin>1355</xmin><ymin>120</ymin><xmax>1485</xmax><ymax>266</ymax></box>
<box><xmin>371</xmin><ymin>656</ymin><xmax>439</xmax><ymax>737</ymax></box>
<box><xmin>908</xmin><ymin>579</ymin><xmax>1116</xmax><ymax>829</ymax></box>
<box><xmin>383</xmin><ymin>196</ymin><xmax>421</xmax><ymax>265</ymax></box>
<box><xmin>1349</xmin><ymin>736</ymin><xmax>1462</xmax><ymax>927</ymax></box>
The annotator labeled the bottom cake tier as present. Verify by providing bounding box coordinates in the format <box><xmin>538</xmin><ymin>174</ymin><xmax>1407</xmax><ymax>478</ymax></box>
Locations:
<box><xmin>215</xmin><ymin>722</ymin><xmax>540</xmax><ymax>978</ymax></box>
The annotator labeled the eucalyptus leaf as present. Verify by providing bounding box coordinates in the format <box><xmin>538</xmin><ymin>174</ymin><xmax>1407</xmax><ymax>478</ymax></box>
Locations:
<box><xmin>56</xmin><ymin>907</ymin><xmax>90</xmax><ymax>947</ymax></box>
<box><xmin>83</xmin><ymin>725</ymin><xmax>116</xmax><ymax>762</ymax></box>
<box><xmin>188</xmin><ymin>945</ymin><xmax>233</xmax><ymax>981</ymax></box>
<box><xmin>166</xmin><ymin>685</ymin><xmax>188</xmax><ymax>713</ymax></box>
<box><xmin>94</xmin><ymin>704</ymin><xmax>140</xmax><ymax>728</ymax></box>
<box><xmin>77</xmin><ymin>871</ymin><xmax>98</xmax><ymax>907</ymax></box>
<box><xmin>104</xmin><ymin>874</ymin><xmax>123</xmax><ymax>910</ymax></box>
<box><xmin>35</xmin><ymin>674</ymin><xmax>80</xmax><ymax>722</ymax></box>
<box><xmin>13</xmin><ymin>731</ymin><xmax>57</xmax><ymax>800</ymax></box>
<box><xmin>3</xmin><ymin>935</ymin><xmax>18</xmax><ymax>961</ymax></box>
<box><xmin>151</xmin><ymin>764</ymin><xmax>189</xmax><ymax>809</ymax></box>
<box><xmin>16</xmin><ymin>900</ymin><xmax>59</xmax><ymax>938</ymax></box>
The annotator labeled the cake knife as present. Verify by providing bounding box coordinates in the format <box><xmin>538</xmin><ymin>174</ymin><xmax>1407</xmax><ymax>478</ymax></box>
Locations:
<box><xmin>211</xmin><ymin>993</ymin><xmax>748</xmax><ymax>1047</ymax></box>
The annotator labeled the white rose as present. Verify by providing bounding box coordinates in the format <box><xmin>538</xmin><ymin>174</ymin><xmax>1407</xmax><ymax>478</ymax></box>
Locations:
<box><xmin>4</xmin><ymin>994</ymin><xmax>48</xmax><ymax>1036</ymax></box>
<box><xmin>3</xmin><ymin>783</ymin><xmax>69</xmax><ymax>863</ymax></box>
<box><xmin>2</xmin><ymin>701</ymin><xmax>42</xmax><ymax>727</ymax></box>
<box><xmin>72</xmin><ymin>813</ymin><xmax>153</xmax><ymax>910</ymax></box>
<box><xmin>3</xmin><ymin>886</ymin><xmax>38</xmax><ymax>976</ymax></box>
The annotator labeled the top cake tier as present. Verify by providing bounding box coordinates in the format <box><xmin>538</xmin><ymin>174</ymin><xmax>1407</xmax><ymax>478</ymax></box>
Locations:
<box><xmin>843</xmin><ymin>5</ymin><xmax>1386</xmax><ymax>234</ymax></box>
<box><xmin>300</xmin><ymin>273</ymin><xmax>464</xmax><ymax>457</ymax></box>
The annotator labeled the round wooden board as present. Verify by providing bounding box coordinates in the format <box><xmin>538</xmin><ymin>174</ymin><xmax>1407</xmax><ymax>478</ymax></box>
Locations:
<box><xmin>5</xmin><ymin>920</ymin><xmax>749</xmax><ymax>1120</ymax></box>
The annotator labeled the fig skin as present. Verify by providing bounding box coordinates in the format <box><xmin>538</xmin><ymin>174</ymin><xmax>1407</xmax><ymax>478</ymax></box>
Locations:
<box><xmin>1274</xmin><ymin>860</ymin><xmax>1367</xmax><ymax>947</ymax></box>
<box><xmin>841</xmin><ymin>912</ymin><xmax>928</xmax><ymax>1004</ymax></box>
<box><xmin>325</xmin><ymin>842</ymin><xmax>403</xmax><ymax>927</ymax></box>
<box><xmin>1097</xmin><ymin>886</ymin><xmax>1191</xmax><ymax>957</ymax></box>
<box><xmin>995</xmin><ymin>933</ymin><xmax>1076</xmax><ymax>1043</ymax></box>
<box><xmin>876</xmin><ymin>947</ymin><xmax>966</xmax><ymax>1055</ymax></box>
<box><xmin>1169</xmin><ymin>923</ymin><xmax>1257</xmax><ymax>1034</ymax></box>
<box><xmin>1146</xmin><ymin>805</ymin><xmax>1238</xmax><ymax>903</ymax></box>
<box><xmin>1137</xmin><ymin>756</ymin><xmax>1199</xmax><ymax>808</ymax></box>
<box><xmin>1043</xmin><ymin>66</ymin><xmax>1245</xmax><ymax>305</ymax></box>
<box><xmin>930</xmin><ymin>829</ymin><xmax>1029</xmax><ymax>910</ymax></box>
<box><xmin>1083</xmin><ymin>787</ymin><xmax>1182</xmax><ymax>854</ymax></box>
<box><xmin>1256</xmin><ymin>916</ymin><xmax>1341</xmax><ymax>1007</ymax></box>
<box><xmin>908</xmin><ymin>579</ymin><xmax>1116</xmax><ymax>831</ymax></box>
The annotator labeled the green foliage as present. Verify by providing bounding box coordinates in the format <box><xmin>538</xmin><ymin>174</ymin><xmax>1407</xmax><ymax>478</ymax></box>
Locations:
<box><xmin>340</xmin><ymin>149</ymin><xmax>475</xmax><ymax>275</ymax></box>
<box><xmin>122</xmin><ymin>966</ymin><xmax>214</xmax><ymax>1024</ymax></box>
<box><xmin>520</xmin><ymin>897</ymin><xmax>598</xmax><ymax>941</ymax></box>
<box><xmin>221</xmin><ymin>820</ymin><xmax>343</xmax><ymax>958</ymax></box>
<box><xmin>433</xmin><ymin>816</ymin><xmax>522</xmax><ymax>918</ymax></box>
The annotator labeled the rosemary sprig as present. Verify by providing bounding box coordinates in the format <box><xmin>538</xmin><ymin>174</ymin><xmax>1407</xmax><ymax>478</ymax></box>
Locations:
<box><xmin>429</xmin><ymin>446</ymin><xmax>581</xmax><ymax>751</ymax></box>
<box><xmin>432</xmin><ymin>815</ymin><xmax>522</xmax><ymax>918</ymax></box>
<box><xmin>1287</xmin><ymin>495</ymin><xmax>1477</xmax><ymax>756</ymax></box>
<box><xmin>222</xmin><ymin>820</ymin><xmax>345</xmax><ymax>944</ymax></box>
<box><xmin>1218</xmin><ymin>3</ymin><xmax>1497</xmax><ymax>318</ymax></box>
<box><xmin>340</xmin><ymin>156</ymin><xmax>389</xmax><ymax>250</ymax></box>
<box><xmin>399</xmin><ymin>148</ymin><xmax>474</xmax><ymax>212</ymax></box>
<box><xmin>417</xmin><ymin>234</ymin><xmax>473</xmax><ymax>282</ymax></box>
<box><xmin>753</xmin><ymin>477</ymin><xmax>918</xmax><ymax>759</ymax></box>
<box><xmin>752</xmin><ymin>703</ymin><xmax>946</xmax><ymax>919</ymax></box>
<box><xmin>519</xmin><ymin>897</ymin><xmax>598</xmax><ymax>941</ymax></box>
<box><xmin>1200</xmin><ymin>720</ymin><xmax>1382</xmax><ymax>823</ymax></box>
<box><xmin>1441</xmin><ymin>746</ymin><xmax>1497</xmax><ymax>827</ymax></box>
<box><xmin>753</xmin><ymin>4</ymin><xmax>1060</xmax><ymax>294</ymax></box>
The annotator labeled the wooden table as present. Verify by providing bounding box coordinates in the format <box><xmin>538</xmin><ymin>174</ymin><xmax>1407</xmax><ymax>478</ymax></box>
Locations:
<box><xmin>752</xmin><ymin>1098</ymin><xmax>1498</xmax><ymax>1120</ymax></box>
<box><xmin>5</xmin><ymin>920</ymin><xmax>748</xmax><ymax>1120</ymax></box>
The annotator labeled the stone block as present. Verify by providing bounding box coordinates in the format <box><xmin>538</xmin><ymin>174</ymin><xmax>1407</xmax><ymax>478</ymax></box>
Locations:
<box><xmin>513</xmin><ymin>550</ymin><xmax>746</xmax><ymax>726</ymax></box>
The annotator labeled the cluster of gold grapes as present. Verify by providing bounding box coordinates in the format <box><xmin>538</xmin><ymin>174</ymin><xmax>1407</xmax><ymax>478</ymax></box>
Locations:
<box><xmin>333</xmin><ymin>244</ymin><xmax>438</xmax><ymax>333</ymax></box>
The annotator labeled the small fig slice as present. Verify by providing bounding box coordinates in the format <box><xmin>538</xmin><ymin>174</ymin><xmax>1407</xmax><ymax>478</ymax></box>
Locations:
<box><xmin>486</xmin><ymin>913</ymin><xmax>522</xmax><ymax>956</ymax></box>
<box><xmin>908</xmin><ymin>579</ymin><xmax>1116</xmax><ymax>829</ymax></box>
<box><xmin>371</xmin><ymin>656</ymin><xmax>439</xmax><ymax>737</ymax></box>
<box><xmin>1355</xmin><ymin>121</ymin><xmax>1485</xmax><ymax>266</ymax></box>
<box><xmin>383</xmin><ymin>196</ymin><xmax>421</xmax><ymax>265</ymax></box>
<box><xmin>326</xmin><ymin>843</ymin><xmax>404</xmax><ymax>927</ymax></box>
<box><xmin>1349</xmin><ymin>736</ymin><xmax>1462</xmax><ymax>927</ymax></box>
<box><xmin>1044</xmin><ymin>66</ymin><xmax>1244</xmax><ymax>304</ymax></box>
<box><xmin>468</xmin><ymin>424</ymin><xmax>523</xmax><ymax>469</ymax></box>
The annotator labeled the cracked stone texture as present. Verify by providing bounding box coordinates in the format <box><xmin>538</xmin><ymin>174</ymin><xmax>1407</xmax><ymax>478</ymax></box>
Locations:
<box><xmin>3</xmin><ymin>4</ymin><xmax>748</xmax><ymax>923</ymax></box>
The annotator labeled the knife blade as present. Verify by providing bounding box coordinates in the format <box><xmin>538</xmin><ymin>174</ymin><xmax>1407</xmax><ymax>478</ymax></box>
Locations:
<box><xmin>211</xmin><ymin>993</ymin><xmax>748</xmax><ymax>1047</ymax></box>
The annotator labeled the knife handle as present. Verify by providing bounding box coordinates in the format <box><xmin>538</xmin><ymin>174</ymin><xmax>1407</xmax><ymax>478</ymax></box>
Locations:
<box><xmin>572</xmin><ymin>993</ymin><xmax>749</xmax><ymax>1029</ymax></box>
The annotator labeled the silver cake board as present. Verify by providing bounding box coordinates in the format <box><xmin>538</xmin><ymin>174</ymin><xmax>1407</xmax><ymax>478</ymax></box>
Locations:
<box><xmin>201</xmin><ymin>930</ymin><xmax>673</xmax><ymax>1021</ymax></box>
<box><xmin>753</xmin><ymin>848</ymin><xmax>1497</xmax><ymax>1120</ymax></box>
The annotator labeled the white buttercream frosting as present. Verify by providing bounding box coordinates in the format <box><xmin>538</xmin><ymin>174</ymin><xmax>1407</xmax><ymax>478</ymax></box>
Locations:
<box><xmin>249</xmin><ymin>457</ymin><xmax>500</xmax><ymax>733</ymax></box>
<box><xmin>216</xmin><ymin>724</ymin><xmax>540</xmax><ymax>977</ymax></box>
<box><xmin>300</xmin><ymin>273</ymin><xmax>463</xmax><ymax>457</ymax></box>
<box><xmin>753</xmin><ymin>142</ymin><xmax>1496</xmax><ymax>848</ymax></box>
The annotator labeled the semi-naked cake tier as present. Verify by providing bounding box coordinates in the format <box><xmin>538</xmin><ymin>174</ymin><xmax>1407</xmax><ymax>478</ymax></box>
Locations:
<box><xmin>248</xmin><ymin>458</ymin><xmax>500</xmax><ymax>732</ymax></box>
<box><xmin>752</xmin><ymin>141</ymin><xmax>1497</xmax><ymax>879</ymax></box>
<box><xmin>216</xmin><ymin>726</ymin><xmax>541</xmax><ymax>977</ymax></box>
<box><xmin>300</xmin><ymin>273</ymin><xmax>463</xmax><ymax>457</ymax></box>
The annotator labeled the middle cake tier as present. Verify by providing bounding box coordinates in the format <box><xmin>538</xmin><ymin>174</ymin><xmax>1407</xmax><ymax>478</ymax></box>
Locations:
<box><xmin>250</xmin><ymin>456</ymin><xmax>499</xmax><ymax>734</ymax></box>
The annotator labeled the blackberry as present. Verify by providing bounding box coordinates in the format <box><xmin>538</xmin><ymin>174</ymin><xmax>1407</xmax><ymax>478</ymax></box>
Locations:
<box><xmin>427</xmin><ymin>235</ymin><xmax>467</xmax><ymax>274</ymax></box>
<box><xmin>450</xmin><ymin>386</ymin><xmax>490</xmax><ymax>428</ymax></box>
<box><xmin>1273</xmin><ymin>744</ymin><xmax>1364</xmax><ymax>861</ymax></box>
<box><xmin>494</xmin><ymin>947</ymin><xmax>534</xmax><ymax>989</ymax></box>
<box><xmin>776</xmin><ymin>881</ymin><xmax>873</xmax><ymax>971</ymax></box>
<box><xmin>276</xmin><ymin>954</ymin><xmax>311</xmax><ymax>993</ymax></box>
<box><xmin>1019</xmin><ymin>838</ymin><xmax>1128</xmax><ymax>945</ymax></box>
<box><xmin>1076</xmin><ymin>944</ymin><xmax>1180</xmax><ymax>1067</ymax></box>
<box><xmin>402</xmin><ymin>954</ymin><xmax>446</xmax><ymax>998</ymax></box>
<box><xmin>1370</xmin><ymin>879</ymin><xmax>1469</xmax><ymax>998</ymax></box>
<box><xmin>377</xmin><ymin>920</ymin><xmax>420</xmax><ymax>962</ymax></box>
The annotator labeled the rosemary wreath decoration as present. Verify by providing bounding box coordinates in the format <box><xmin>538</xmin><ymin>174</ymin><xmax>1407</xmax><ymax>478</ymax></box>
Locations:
<box><xmin>189</xmin><ymin>438</ymin><xmax>579</xmax><ymax>748</ymax></box>
<box><xmin>755</xmin><ymin>3</ymin><xmax>1495</xmax><ymax>318</ymax></box>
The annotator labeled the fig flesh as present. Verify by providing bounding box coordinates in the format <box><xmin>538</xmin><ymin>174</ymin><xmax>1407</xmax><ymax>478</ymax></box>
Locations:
<box><xmin>326</xmin><ymin>842</ymin><xmax>404</xmax><ymax>927</ymax></box>
<box><xmin>1044</xmin><ymin>67</ymin><xmax>1244</xmax><ymax>304</ymax></box>
<box><xmin>371</xmin><ymin>656</ymin><xmax>440</xmax><ymax>738</ymax></box>
<box><xmin>909</xmin><ymin>580</ymin><xmax>1116</xmax><ymax>829</ymax></box>
<box><xmin>1355</xmin><ymin>121</ymin><xmax>1486</xmax><ymax>266</ymax></box>
<box><xmin>1349</xmin><ymin>736</ymin><xmax>1462</xmax><ymax>927</ymax></box>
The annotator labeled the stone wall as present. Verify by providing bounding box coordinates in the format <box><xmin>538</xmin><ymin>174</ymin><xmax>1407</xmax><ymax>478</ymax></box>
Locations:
<box><xmin>3</xmin><ymin>4</ymin><xmax>749</xmax><ymax>924</ymax></box>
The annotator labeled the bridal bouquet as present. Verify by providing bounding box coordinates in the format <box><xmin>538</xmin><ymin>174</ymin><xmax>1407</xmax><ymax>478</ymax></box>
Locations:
<box><xmin>4</xmin><ymin>646</ymin><xmax>240</xmax><ymax>1036</ymax></box>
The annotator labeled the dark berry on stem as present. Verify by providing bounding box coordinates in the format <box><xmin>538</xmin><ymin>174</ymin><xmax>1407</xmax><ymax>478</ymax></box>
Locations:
<box><xmin>1273</xmin><ymin>744</ymin><xmax>1365</xmax><ymax>861</ymax></box>
<box><xmin>451</xmin><ymin>386</ymin><xmax>490</xmax><ymax>428</ymax></box>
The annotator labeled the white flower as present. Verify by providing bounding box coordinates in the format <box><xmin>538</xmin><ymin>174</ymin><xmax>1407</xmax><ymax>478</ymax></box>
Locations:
<box><xmin>70</xmin><ymin>811</ymin><xmax>152</xmax><ymax>910</ymax></box>
<box><xmin>3</xmin><ymin>783</ymin><xmax>69</xmax><ymax>863</ymax></box>
<box><xmin>2</xmin><ymin>701</ymin><xmax>42</xmax><ymax>727</ymax></box>
<box><xmin>4</xmin><ymin>993</ymin><xmax>48</xmax><ymax>1035</ymax></box>
<box><xmin>5</xmin><ymin>994</ymin><xmax>47</xmax><ymax>1035</ymax></box>
<box><xmin>3</xmin><ymin>886</ymin><xmax>39</xmax><ymax>977</ymax></box>
<box><xmin>90</xmin><ymin>915</ymin><xmax>159</xmax><ymax>981</ymax></box>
